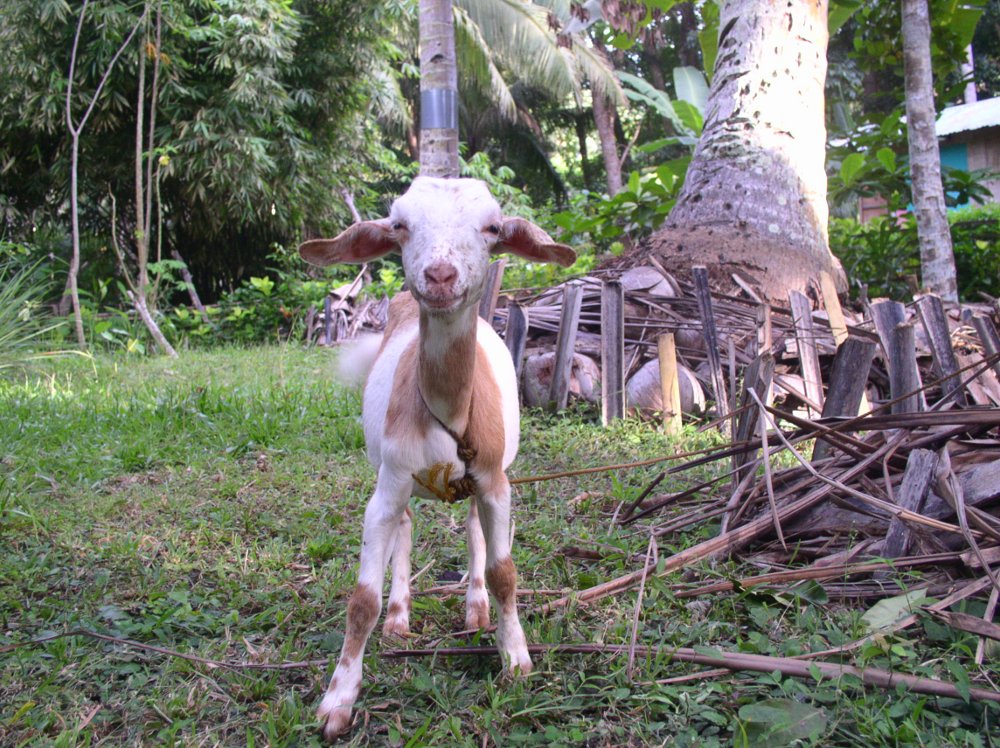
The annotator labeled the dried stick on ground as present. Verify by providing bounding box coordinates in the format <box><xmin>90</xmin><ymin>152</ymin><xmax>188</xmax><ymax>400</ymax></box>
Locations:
<box><xmin>383</xmin><ymin>643</ymin><xmax>1000</xmax><ymax>704</ymax></box>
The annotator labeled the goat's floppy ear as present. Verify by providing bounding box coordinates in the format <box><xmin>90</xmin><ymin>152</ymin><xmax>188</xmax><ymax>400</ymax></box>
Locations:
<box><xmin>299</xmin><ymin>219</ymin><xmax>397</xmax><ymax>266</ymax></box>
<box><xmin>496</xmin><ymin>217</ymin><xmax>576</xmax><ymax>267</ymax></box>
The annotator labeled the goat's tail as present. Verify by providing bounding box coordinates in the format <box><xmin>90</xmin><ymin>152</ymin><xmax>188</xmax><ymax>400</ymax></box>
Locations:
<box><xmin>335</xmin><ymin>334</ymin><xmax>382</xmax><ymax>387</ymax></box>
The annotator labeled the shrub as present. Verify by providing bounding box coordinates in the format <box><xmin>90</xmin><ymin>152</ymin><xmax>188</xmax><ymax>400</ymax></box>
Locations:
<box><xmin>0</xmin><ymin>242</ymin><xmax>65</xmax><ymax>370</ymax></box>
<box><xmin>830</xmin><ymin>204</ymin><xmax>1000</xmax><ymax>301</ymax></box>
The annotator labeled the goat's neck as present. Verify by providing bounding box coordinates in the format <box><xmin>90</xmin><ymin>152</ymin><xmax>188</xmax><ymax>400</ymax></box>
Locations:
<box><xmin>417</xmin><ymin>303</ymin><xmax>478</xmax><ymax>435</ymax></box>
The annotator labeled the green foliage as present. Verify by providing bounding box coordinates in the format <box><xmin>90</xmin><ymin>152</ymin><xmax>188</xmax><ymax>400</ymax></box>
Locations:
<box><xmin>828</xmin><ymin>110</ymin><xmax>995</xmax><ymax>216</ymax></box>
<box><xmin>846</xmin><ymin>0</ymin><xmax>983</xmax><ymax>116</ymax></box>
<box><xmin>972</xmin><ymin>0</ymin><xmax>1000</xmax><ymax>98</ymax></box>
<box><xmin>0</xmin><ymin>0</ymin><xmax>399</xmax><ymax>295</ymax></box>
<box><xmin>0</xmin><ymin>243</ymin><xmax>66</xmax><ymax>370</ymax></box>
<box><xmin>830</xmin><ymin>203</ymin><xmax>1000</xmax><ymax>300</ymax></box>
<box><xmin>550</xmin><ymin>158</ymin><xmax>689</xmax><ymax>252</ymax></box>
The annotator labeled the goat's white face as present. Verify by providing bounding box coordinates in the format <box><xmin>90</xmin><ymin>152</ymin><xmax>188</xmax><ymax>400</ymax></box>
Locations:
<box><xmin>390</xmin><ymin>178</ymin><xmax>501</xmax><ymax>314</ymax></box>
<box><xmin>300</xmin><ymin>177</ymin><xmax>575</xmax><ymax>316</ymax></box>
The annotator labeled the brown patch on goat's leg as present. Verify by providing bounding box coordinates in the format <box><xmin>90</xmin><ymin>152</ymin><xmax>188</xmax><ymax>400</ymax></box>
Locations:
<box><xmin>343</xmin><ymin>584</ymin><xmax>380</xmax><ymax>660</ymax></box>
<box><xmin>485</xmin><ymin>555</ymin><xmax>532</xmax><ymax>675</ymax></box>
<box><xmin>485</xmin><ymin>557</ymin><xmax>517</xmax><ymax>612</ymax></box>
<box><xmin>317</xmin><ymin>583</ymin><xmax>380</xmax><ymax>740</ymax></box>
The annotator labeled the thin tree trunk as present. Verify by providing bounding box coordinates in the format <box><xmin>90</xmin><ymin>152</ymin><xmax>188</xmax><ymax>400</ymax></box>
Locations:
<box><xmin>134</xmin><ymin>24</ymin><xmax>148</xmax><ymax>295</ymax></box>
<box><xmin>130</xmin><ymin>291</ymin><xmax>177</xmax><ymax>357</ymax></box>
<box><xmin>170</xmin><ymin>249</ymin><xmax>208</xmax><ymax>319</ymax></box>
<box><xmin>64</xmin><ymin>0</ymin><xmax>144</xmax><ymax>348</ymax></box>
<box><xmin>902</xmin><ymin>0</ymin><xmax>958</xmax><ymax>302</ymax></box>
<box><xmin>676</xmin><ymin>2</ymin><xmax>701</xmax><ymax>68</ymax></box>
<box><xmin>593</xmin><ymin>92</ymin><xmax>623</xmax><ymax>195</ymax></box>
<box><xmin>418</xmin><ymin>0</ymin><xmax>459</xmax><ymax>178</ymax></box>
<box><xmin>127</xmin><ymin>2</ymin><xmax>175</xmax><ymax>358</ymax></box>
<box><xmin>67</xmin><ymin>136</ymin><xmax>87</xmax><ymax>347</ymax></box>
<box><xmin>574</xmin><ymin>113</ymin><xmax>594</xmax><ymax>191</ymax></box>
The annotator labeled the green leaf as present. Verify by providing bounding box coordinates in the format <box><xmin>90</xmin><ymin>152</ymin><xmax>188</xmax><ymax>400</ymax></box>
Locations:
<box><xmin>944</xmin><ymin>660</ymin><xmax>971</xmax><ymax>703</ymax></box>
<box><xmin>839</xmin><ymin>153</ymin><xmax>866</xmax><ymax>187</ymax></box>
<box><xmin>672</xmin><ymin>66</ymin><xmax>708</xmax><ymax>113</ymax></box>
<box><xmin>861</xmin><ymin>588</ymin><xmax>932</xmax><ymax>632</ymax></box>
<box><xmin>875</xmin><ymin>147</ymin><xmax>896</xmax><ymax>173</ymax></box>
<box><xmin>738</xmin><ymin>699</ymin><xmax>828</xmax><ymax>744</ymax></box>
<box><xmin>787</xmin><ymin>579</ymin><xmax>829</xmax><ymax>605</ymax></box>
<box><xmin>829</xmin><ymin>0</ymin><xmax>863</xmax><ymax>34</ymax></box>
<box><xmin>698</xmin><ymin>1</ymin><xmax>720</xmax><ymax>82</ymax></box>
<box><xmin>673</xmin><ymin>100</ymin><xmax>704</xmax><ymax>137</ymax></box>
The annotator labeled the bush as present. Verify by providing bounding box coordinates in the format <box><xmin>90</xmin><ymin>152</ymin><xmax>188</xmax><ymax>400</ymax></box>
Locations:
<box><xmin>830</xmin><ymin>204</ymin><xmax>1000</xmax><ymax>301</ymax></box>
<box><xmin>0</xmin><ymin>242</ymin><xmax>65</xmax><ymax>370</ymax></box>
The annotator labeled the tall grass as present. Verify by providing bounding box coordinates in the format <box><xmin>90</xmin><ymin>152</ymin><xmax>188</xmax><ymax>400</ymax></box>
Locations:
<box><xmin>0</xmin><ymin>257</ymin><xmax>66</xmax><ymax>371</ymax></box>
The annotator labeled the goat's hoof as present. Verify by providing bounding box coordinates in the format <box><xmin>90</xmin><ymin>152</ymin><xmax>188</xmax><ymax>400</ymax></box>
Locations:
<box><xmin>381</xmin><ymin>618</ymin><xmax>412</xmax><ymax>640</ymax></box>
<box><xmin>504</xmin><ymin>656</ymin><xmax>534</xmax><ymax>679</ymax></box>
<box><xmin>317</xmin><ymin>695</ymin><xmax>353</xmax><ymax>741</ymax></box>
<box><xmin>465</xmin><ymin>604</ymin><xmax>491</xmax><ymax>631</ymax></box>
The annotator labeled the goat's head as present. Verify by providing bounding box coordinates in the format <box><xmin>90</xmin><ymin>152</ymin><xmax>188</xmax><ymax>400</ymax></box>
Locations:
<box><xmin>300</xmin><ymin>177</ymin><xmax>575</xmax><ymax>315</ymax></box>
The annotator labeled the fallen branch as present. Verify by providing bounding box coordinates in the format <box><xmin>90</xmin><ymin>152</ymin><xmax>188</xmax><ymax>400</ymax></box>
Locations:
<box><xmin>382</xmin><ymin>642</ymin><xmax>1000</xmax><ymax>704</ymax></box>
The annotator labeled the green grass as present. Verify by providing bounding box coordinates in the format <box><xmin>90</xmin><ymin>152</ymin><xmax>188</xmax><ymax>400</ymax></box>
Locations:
<box><xmin>1</xmin><ymin>346</ymin><xmax>996</xmax><ymax>746</ymax></box>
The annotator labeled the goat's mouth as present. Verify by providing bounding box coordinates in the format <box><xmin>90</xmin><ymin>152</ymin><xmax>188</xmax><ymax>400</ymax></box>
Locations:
<box><xmin>413</xmin><ymin>288</ymin><xmax>467</xmax><ymax>313</ymax></box>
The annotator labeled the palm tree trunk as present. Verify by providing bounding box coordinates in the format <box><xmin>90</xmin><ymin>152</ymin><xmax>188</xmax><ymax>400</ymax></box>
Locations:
<box><xmin>575</xmin><ymin>113</ymin><xmax>594</xmax><ymax>190</ymax></box>
<box><xmin>593</xmin><ymin>92</ymin><xmax>623</xmax><ymax>195</ymax></box>
<box><xmin>645</xmin><ymin>0</ymin><xmax>844</xmax><ymax>302</ymax></box>
<box><xmin>419</xmin><ymin>0</ymin><xmax>459</xmax><ymax>178</ymax></box>
<box><xmin>902</xmin><ymin>0</ymin><xmax>958</xmax><ymax>302</ymax></box>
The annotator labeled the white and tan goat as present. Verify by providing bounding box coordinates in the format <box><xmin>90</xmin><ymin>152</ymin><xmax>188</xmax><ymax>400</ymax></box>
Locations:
<box><xmin>299</xmin><ymin>177</ymin><xmax>575</xmax><ymax>739</ymax></box>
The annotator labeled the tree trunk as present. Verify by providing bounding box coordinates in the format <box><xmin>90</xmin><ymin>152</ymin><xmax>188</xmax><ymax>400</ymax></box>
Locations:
<box><xmin>593</xmin><ymin>92</ymin><xmax>623</xmax><ymax>196</ymax></box>
<box><xmin>902</xmin><ymin>0</ymin><xmax>958</xmax><ymax>302</ymax></box>
<box><xmin>574</xmin><ymin>112</ymin><xmax>594</xmax><ymax>191</ymax></box>
<box><xmin>676</xmin><ymin>2</ymin><xmax>701</xmax><ymax>68</ymax></box>
<box><xmin>130</xmin><ymin>291</ymin><xmax>178</xmax><ymax>358</ymax></box>
<box><xmin>419</xmin><ymin>0</ymin><xmax>459</xmax><ymax>178</ymax></box>
<box><xmin>638</xmin><ymin>0</ymin><xmax>845</xmax><ymax>302</ymax></box>
<box><xmin>67</xmin><ymin>135</ymin><xmax>87</xmax><ymax>348</ymax></box>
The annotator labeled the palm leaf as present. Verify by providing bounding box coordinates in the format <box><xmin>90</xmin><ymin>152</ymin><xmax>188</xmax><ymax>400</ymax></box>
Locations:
<box><xmin>456</xmin><ymin>0</ymin><xmax>578</xmax><ymax>103</ymax></box>
<box><xmin>454</xmin><ymin>5</ymin><xmax>518</xmax><ymax>121</ymax></box>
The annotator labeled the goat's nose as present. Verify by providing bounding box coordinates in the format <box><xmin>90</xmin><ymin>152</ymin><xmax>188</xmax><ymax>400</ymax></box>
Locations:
<box><xmin>424</xmin><ymin>261</ymin><xmax>458</xmax><ymax>288</ymax></box>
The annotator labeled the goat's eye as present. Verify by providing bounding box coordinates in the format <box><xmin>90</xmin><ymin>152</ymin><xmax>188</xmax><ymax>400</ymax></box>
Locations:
<box><xmin>391</xmin><ymin>221</ymin><xmax>406</xmax><ymax>231</ymax></box>
<box><xmin>485</xmin><ymin>224</ymin><xmax>501</xmax><ymax>236</ymax></box>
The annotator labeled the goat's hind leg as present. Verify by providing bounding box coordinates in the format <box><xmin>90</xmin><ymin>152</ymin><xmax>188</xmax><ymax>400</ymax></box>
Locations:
<box><xmin>317</xmin><ymin>470</ymin><xmax>411</xmax><ymax>740</ymax></box>
<box><xmin>465</xmin><ymin>499</ymin><xmax>491</xmax><ymax>630</ymax></box>
<box><xmin>383</xmin><ymin>505</ymin><xmax>413</xmax><ymax>637</ymax></box>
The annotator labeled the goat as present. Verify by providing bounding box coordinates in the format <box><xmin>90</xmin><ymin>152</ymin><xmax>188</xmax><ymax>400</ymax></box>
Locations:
<box><xmin>299</xmin><ymin>176</ymin><xmax>575</xmax><ymax>739</ymax></box>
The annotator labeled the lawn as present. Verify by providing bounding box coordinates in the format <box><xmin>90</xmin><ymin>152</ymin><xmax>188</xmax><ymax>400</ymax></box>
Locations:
<box><xmin>1</xmin><ymin>346</ymin><xmax>996</xmax><ymax>746</ymax></box>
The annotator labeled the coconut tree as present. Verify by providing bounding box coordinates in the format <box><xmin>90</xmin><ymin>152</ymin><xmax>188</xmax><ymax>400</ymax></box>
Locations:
<box><xmin>419</xmin><ymin>0</ymin><xmax>459</xmax><ymax>176</ymax></box>
<box><xmin>639</xmin><ymin>0</ymin><xmax>846</xmax><ymax>301</ymax></box>
<box><xmin>391</xmin><ymin>0</ymin><xmax>624</xmax><ymax>182</ymax></box>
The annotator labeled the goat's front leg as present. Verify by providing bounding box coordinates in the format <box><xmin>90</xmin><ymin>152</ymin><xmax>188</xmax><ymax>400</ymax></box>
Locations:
<box><xmin>317</xmin><ymin>468</ymin><xmax>411</xmax><ymax>740</ymax></box>
<box><xmin>475</xmin><ymin>473</ymin><xmax>532</xmax><ymax>675</ymax></box>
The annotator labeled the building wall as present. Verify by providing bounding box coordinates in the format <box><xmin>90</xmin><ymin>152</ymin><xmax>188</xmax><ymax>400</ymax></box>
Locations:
<box><xmin>948</xmin><ymin>127</ymin><xmax>1000</xmax><ymax>204</ymax></box>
